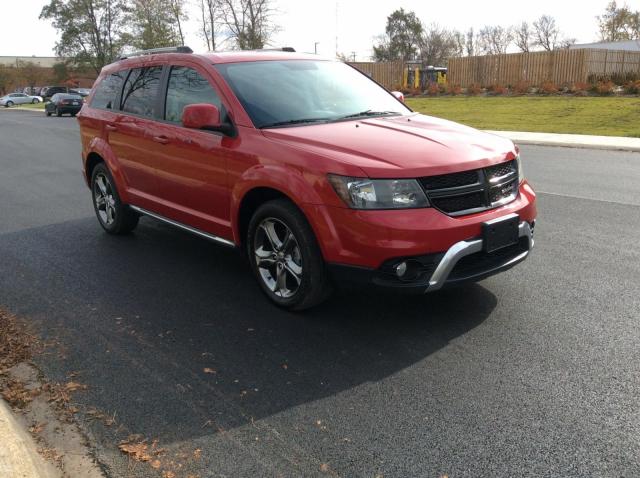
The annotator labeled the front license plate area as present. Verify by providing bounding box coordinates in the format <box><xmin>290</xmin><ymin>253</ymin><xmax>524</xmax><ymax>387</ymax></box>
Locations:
<box><xmin>483</xmin><ymin>214</ymin><xmax>519</xmax><ymax>253</ymax></box>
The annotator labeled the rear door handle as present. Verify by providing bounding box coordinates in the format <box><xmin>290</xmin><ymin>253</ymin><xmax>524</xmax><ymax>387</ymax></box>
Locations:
<box><xmin>153</xmin><ymin>135</ymin><xmax>170</xmax><ymax>145</ymax></box>
<box><xmin>105</xmin><ymin>124</ymin><xmax>117</xmax><ymax>132</ymax></box>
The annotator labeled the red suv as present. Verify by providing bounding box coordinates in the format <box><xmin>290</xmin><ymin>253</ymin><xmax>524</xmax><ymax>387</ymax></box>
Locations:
<box><xmin>78</xmin><ymin>47</ymin><xmax>537</xmax><ymax>310</ymax></box>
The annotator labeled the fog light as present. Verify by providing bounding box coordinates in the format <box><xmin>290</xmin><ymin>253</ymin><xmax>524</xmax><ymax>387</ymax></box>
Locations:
<box><xmin>394</xmin><ymin>260</ymin><xmax>421</xmax><ymax>281</ymax></box>
<box><xmin>395</xmin><ymin>261</ymin><xmax>408</xmax><ymax>278</ymax></box>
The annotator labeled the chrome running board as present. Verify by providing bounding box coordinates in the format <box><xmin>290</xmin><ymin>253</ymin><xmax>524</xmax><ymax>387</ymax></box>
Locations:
<box><xmin>129</xmin><ymin>205</ymin><xmax>236</xmax><ymax>247</ymax></box>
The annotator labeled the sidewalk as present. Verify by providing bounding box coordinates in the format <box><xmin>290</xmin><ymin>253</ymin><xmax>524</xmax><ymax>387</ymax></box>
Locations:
<box><xmin>0</xmin><ymin>400</ymin><xmax>58</xmax><ymax>478</ymax></box>
<box><xmin>486</xmin><ymin>130</ymin><xmax>640</xmax><ymax>152</ymax></box>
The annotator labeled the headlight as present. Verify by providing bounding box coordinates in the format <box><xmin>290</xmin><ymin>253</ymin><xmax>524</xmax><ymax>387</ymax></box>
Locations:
<box><xmin>516</xmin><ymin>154</ymin><xmax>525</xmax><ymax>183</ymax></box>
<box><xmin>328</xmin><ymin>174</ymin><xmax>429</xmax><ymax>209</ymax></box>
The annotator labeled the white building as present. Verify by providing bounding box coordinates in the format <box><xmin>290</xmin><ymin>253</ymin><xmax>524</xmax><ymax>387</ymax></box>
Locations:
<box><xmin>569</xmin><ymin>40</ymin><xmax>640</xmax><ymax>52</ymax></box>
<box><xmin>0</xmin><ymin>56</ymin><xmax>63</xmax><ymax>68</ymax></box>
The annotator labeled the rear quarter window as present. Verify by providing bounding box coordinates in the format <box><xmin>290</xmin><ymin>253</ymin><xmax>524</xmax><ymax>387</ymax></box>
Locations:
<box><xmin>91</xmin><ymin>71</ymin><xmax>127</xmax><ymax>110</ymax></box>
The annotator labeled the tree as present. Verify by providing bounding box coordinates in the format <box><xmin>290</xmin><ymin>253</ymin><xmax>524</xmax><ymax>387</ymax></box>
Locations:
<box><xmin>513</xmin><ymin>21</ymin><xmax>532</xmax><ymax>52</ymax></box>
<box><xmin>465</xmin><ymin>28</ymin><xmax>476</xmax><ymax>56</ymax></box>
<box><xmin>17</xmin><ymin>61</ymin><xmax>46</xmax><ymax>90</ymax></box>
<box><xmin>420</xmin><ymin>25</ymin><xmax>461</xmax><ymax>65</ymax></box>
<box><xmin>533</xmin><ymin>15</ymin><xmax>559</xmax><ymax>51</ymax></box>
<box><xmin>598</xmin><ymin>1</ymin><xmax>640</xmax><ymax>41</ymax></box>
<box><xmin>372</xmin><ymin>9</ymin><xmax>423</xmax><ymax>61</ymax></box>
<box><xmin>127</xmin><ymin>0</ymin><xmax>183</xmax><ymax>50</ymax></box>
<box><xmin>200</xmin><ymin>0</ymin><xmax>221</xmax><ymax>51</ymax></box>
<box><xmin>477</xmin><ymin>25</ymin><xmax>512</xmax><ymax>55</ymax></box>
<box><xmin>52</xmin><ymin>62</ymin><xmax>70</xmax><ymax>84</ymax></box>
<box><xmin>0</xmin><ymin>66</ymin><xmax>17</xmax><ymax>95</ymax></box>
<box><xmin>40</xmin><ymin>0</ymin><xmax>128</xmax><ymax>74</ymax></box>
<box><xmin>219</xmin><ymin>0</ymin><xmax>278</xmax><ymax>50</ymax></box>
<box><xmin>169</xmin><ymin>0</ymin><xmax>188</xmax><ymax>46</ymax></box>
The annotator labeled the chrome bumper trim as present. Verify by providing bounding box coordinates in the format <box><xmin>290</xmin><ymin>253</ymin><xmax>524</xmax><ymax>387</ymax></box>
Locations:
<box><xmin>426</xmin><ymin>220</ymin><xmax>534</xmax><ymax>292</ymax></box>
<box><xmin>129</xmin><ymin>205</ymin><xmax>236</xmax><ymax>247</ymax></box>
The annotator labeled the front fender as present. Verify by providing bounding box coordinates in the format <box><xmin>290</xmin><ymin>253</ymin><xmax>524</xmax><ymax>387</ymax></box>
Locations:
<box><xmin>85</xmin><ymin>137</ymin><xmax>130</xmax><ymax>203</ymax></box>
<box><xmin>230</xmin><ymin>164</ymin><xmax>331</xmax><ymax>245</ymax></box>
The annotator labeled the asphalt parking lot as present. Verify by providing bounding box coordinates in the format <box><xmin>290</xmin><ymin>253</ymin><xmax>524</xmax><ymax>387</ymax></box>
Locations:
<box><xmin>1</xmin><ymin>109</ymin><xmax>639</xmax><ymax>477</ymax></box>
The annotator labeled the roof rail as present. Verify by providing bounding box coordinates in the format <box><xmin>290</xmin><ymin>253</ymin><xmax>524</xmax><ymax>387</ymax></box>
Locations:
<box><xmin>242</xmin><ymin>47</ymin><xmax>296</xmax><ymax>53</ymax></box>
<box><xmin>118</xmin><ymin>46</ymin><xmax>193</xmax><ymax>61</ymax></box>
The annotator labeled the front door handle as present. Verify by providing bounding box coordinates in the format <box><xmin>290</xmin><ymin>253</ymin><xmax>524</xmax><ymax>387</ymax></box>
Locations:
<box><xmin>153</xmin><ymin>135</ymin><xmax>170</xmax><ymax>145</ymax></box>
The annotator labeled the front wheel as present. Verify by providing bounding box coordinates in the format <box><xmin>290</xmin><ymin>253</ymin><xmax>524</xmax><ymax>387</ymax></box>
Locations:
<box><xmin>91</xmin><ymin>163</ymin><xmax>139</xmax><ymax>234</ymax></box>
<box><xmin>6</xmin><ymin>101</ymin><xmax>13</xmax><ymax>107</ymax></box>
<box><xmin>247</xmin><ymin>199</ymin><xmax>332</xmax><ymax>310</ymax></box>
<box><xmin>32</xmin><ymin>98</ymin><xmax>39</xmax><ymax>104</ymax></box>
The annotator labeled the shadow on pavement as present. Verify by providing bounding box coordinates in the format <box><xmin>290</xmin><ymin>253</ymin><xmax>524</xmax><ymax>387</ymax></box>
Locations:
<box><xmin>0</xmin><ymin>216</ymin><xmax>497</xmax><ymax>444</ymax></box>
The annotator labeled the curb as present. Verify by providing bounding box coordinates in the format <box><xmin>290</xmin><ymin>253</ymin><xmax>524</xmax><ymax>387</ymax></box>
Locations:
<box><xmin>485</xmin><ymin>130</ymin><xmax>640</xmax><ymax>153</ymax></box>
<box><xmin>0</xmin><ymin>400</ymin><xmax>58</xmax><ymax>478</ymax></box>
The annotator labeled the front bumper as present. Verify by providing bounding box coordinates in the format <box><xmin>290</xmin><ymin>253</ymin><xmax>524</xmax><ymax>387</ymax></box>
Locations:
<box><xmin>328</xmin><ymin>219</ymin><xmax>535</xmax><ymax>293</ymax></box>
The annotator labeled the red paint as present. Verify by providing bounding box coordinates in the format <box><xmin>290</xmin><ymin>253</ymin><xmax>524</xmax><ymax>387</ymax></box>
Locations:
<box><xmin>78</xmin><ymin>51</ymin><xmax>537</xmax><ymax>270</ymax></box>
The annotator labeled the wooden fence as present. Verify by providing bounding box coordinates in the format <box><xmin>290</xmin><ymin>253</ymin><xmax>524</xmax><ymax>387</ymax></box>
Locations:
<box><xmin>348</xmin><ymin>61</ymin><xmax>405</xmax><ymax>90</ymax></box>
<box><xmin>448</xmin><ymin>49</ymin><xmax>640</xmax><ymax>87</ymax></box>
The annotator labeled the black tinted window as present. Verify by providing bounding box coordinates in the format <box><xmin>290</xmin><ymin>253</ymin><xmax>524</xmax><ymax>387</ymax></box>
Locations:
<box><xmin>121</xmin><ymin>67</ymin><xmax>163</xmax><ymax>117</ymax></box>
<box><xmin>165</xmin><ymin>67</ymin><xmax>221</xmax><ymax>123</ymax></box>
<box><xmin>91</xmin><ymin>72</ymin><xmax>126</xmax><ymax>109</ymax></box>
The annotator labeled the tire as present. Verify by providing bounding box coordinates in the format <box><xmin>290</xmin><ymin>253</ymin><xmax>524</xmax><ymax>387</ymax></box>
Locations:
<box><xmin>32</xmin><ymin>98</ymin><xmax>39</xmax><ymax>104</ymax></box>
<box><xmin>71</xmin><ymin>112</ymin><xmax>77</xmax><ymax>117</ymax></box>
<box><xmin>90</xmin><ymin>163</ymin><xmax>139</xmax><ymax>235</ymax></box>
<box><xmin>247</xmin><ymin>199</ymin><xmax>332</xmax><ymax>310</ymax></box>
<box><xmin>56</xmin><ymin>107</ymin><xmax>62</xmax><ymax>117</ymax></box>
<box><xmin>6</xmin><ymin>101</ymin><xmax>13</xmax><ymax>107</ymax></box>
<box><xmin>45</xmin><ymin>110</ymin><xmax>51</xmax><ymax>117</ymax></box>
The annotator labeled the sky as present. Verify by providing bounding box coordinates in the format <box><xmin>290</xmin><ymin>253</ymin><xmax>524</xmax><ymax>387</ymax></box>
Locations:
<box><xmin>0</xmin><ymin>0</ymin><xmax>625</xmax><ymax>60</ymax></box>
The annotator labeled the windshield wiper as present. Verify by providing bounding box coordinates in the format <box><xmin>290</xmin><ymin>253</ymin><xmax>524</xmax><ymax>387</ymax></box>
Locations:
<box><xmin>261</xmin><ymin>118</ymin><xmax>330</xmax><ymax>128</ymax></box>
<box><xmin>337</xmin><ymin>110</ymin><xmax>403</xmax><ymax>120</ymax></box>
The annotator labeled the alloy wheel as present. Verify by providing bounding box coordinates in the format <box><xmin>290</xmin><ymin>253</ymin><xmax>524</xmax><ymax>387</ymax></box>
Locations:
<box><xmin>93</xmin><ymin>173</ymin><xmax>117</xmax><ymax>226</ymax></box>
<box><xmin>253</xmin><ymin>218</ymin><xmax>303</xmax><ymax>298</ymax></box>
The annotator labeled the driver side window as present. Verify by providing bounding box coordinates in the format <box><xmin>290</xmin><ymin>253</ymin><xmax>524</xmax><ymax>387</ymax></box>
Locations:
<box><xmin>165</xmin><ymin>66</ymin><xmax>222</xmax><ymax>124</ymax></box>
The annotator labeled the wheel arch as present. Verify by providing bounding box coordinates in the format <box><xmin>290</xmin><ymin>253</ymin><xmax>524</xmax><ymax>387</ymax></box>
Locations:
<box><xmin>83</xmin><ymin>139</ymin><xmax>130</xmax><ymax>203</ymax></box>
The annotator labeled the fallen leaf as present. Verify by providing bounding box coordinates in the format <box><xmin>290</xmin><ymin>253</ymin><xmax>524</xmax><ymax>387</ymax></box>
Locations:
<box><xmin>203</xmin><ymin>368</ymin><xmax>216</xmax><ymax>374</ymax></box>
<box><xmin>151</xmin><ymin>459</ymin><xmax>161</xmax><ymax>469</ymax></box>
<box><xmin>118</xmin><ymin>442</ymin><xmax>151</xmax><ymax>462</ymax></box>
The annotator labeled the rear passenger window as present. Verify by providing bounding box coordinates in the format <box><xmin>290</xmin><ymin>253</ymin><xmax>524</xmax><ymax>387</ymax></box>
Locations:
<box><xmin>121</xmin><ymin>66</ymin><xmax>163</xmax><ymax>117</ymax></box>
<box><xmin>165</xmin><ymin>67</ymin><xmax>222</xmax><ymax>123</ymax></box>
<box><xmin>91</xmin><ymin>71</ymin><xmax>126</xmax><ymax>109</ymax></box>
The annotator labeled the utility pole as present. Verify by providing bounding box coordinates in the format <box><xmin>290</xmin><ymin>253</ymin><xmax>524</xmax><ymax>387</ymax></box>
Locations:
<box><xmin>314</xmin><ymin>42</ymin><xmax>320</xmax><ymax>54</ymax></box>
<box><xmin>351</xmin><ymin>51</ymin><xmax>356</xmax><ymax>62</ymax></box>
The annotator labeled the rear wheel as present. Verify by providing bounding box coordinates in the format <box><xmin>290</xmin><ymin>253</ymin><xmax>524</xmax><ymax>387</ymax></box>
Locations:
<box><xmin>56</xmin><ymin>107</ymin><xmax>62</xmax><ymax>117</ymax></box>
<box><xmin>31</xmin><ymin>98</ymin><xmax>39</xmax><ymax>104</ymax></box>
<box><xmin>91</xmin><ymin>163</ymin><xmax>139</xmax><ymax>234</ymax></box>
<box><xmin>247</xmin><ymin>199</ymin><xmax>331</xmax><ymax>310</ymax></box>
<box><xmin>45</xmin><ymin>110</ymin><xmax>51</xmax><ymax>117</ymax></box>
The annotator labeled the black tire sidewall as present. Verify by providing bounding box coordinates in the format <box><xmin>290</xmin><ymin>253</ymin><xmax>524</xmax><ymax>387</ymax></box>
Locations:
<box><xmin>90</xmin><ymin>163</ymin><xmax>135</xmax><ymax>234</ymax></box>
<box><xmin>247</xmin><ymin>200</ymin><xmax>326</xmax><ymax>310</ymax></box>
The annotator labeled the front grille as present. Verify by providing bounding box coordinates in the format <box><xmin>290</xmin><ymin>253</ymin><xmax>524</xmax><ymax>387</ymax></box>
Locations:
<box><xmin>420</xmin><ymin>159</ymin><xmax>519</xmax><ymax>216</ymax></box>
<box><xmin>420</xmin><ymin>170</ymin><xmax>479</xmax><ymax>190</ymax></box>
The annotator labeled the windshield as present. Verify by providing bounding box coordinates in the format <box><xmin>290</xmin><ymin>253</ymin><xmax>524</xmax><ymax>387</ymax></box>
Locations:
<box><xmin>215</xmin><ymin>60</ymin><xmax>410</xmax><ymax>128</ymax></box>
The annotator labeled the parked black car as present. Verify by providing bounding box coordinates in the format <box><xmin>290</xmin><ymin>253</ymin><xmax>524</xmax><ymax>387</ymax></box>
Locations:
<box><xmin>41</xmin><ymin>86</ymin><xmax>70</xmax><ymax>102</ymax></box>
<box><xmin>45</xmin><ymin>93</ymin><xmax>83</xmax><ymax>117</ymax></box>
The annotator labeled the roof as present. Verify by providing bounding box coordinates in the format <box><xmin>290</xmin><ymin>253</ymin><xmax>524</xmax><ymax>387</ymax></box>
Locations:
<box><xmin>201</xmin><ymin>50</ymin><xmax>326</xmax><ymax>63</ymax></box>
<box><xmin>569</xmin><ymin>40</ymin><xmax>640</xmax><ymax>52</ymax></box>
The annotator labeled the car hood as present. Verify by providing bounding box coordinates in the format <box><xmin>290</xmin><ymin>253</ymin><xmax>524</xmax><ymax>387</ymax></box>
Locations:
<box><xmin>261</xmin><ymin>113</ymin><xmax>517</xmax><ymax>178</ymax></box>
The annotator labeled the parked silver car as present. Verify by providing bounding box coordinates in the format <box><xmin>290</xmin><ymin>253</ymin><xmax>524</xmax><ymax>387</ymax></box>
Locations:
<box><xmin>0</xmin><ymin>93</ymin><xmax>43</xmax><ymax>107</ymax></box>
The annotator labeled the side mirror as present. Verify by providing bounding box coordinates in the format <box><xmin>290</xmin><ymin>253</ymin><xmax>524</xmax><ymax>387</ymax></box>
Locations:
<box><xmin>391</xmin><ymin>91</ymin><xmax>405</xmax><ymax>103</ymax></box>
<box><xmin>182</xmin><ymin>103</ymin><xmax>234</xmax><ymax>136</ymax></box>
